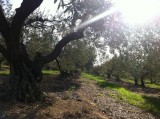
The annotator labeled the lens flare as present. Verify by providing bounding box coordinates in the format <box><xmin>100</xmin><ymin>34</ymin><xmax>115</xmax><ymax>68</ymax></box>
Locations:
<box><xmin>75</xmin><ymin>7</ymin><xmax>118</xmax><ymax>31</ymax></box>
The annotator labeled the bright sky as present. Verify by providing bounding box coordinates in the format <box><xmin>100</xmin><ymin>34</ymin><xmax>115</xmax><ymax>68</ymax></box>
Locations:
<box><xmin>10</xmin><ymin>0</ymin><xmax>160</xmax><ymax>25</ymax></box>
<box><xmin>10</xmin><ymin>0</ymin><xmax>58</xmax><ymax>15</ymax></box>
<box><xmin>114</xmin><ymin>0</ymin><xmax>160</xmax><ymax>24</ymax></box>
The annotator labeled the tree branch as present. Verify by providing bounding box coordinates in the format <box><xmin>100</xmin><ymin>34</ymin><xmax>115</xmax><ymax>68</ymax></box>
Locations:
<box><xmin>38</xmin><ymin>30</ymin><xmax>84</xmax><ymax>65</ymax></box>
<box><xmin>0</xmin><ymin>5</ymin><xmax>10</xmax><ymax>41</ymax></box>
<box><xmin>11</xmin><ymin>0</ymin><xmax>43</xmax><ymax>41</ymax></box>
<box><xmin>24</xmin><ymin>16</ymin><xmax>52</xmax><ymax>26</ymax></box>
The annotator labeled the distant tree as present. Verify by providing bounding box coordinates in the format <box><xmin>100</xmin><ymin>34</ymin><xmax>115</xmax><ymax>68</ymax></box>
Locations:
<box><xmin>57</xmin><ymin>40</ymin><xmax>96</xmax><ymax>78</ymax></box>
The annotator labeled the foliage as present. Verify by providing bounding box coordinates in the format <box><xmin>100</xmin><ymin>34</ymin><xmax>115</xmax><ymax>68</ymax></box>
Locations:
<box><xmin>58</xmin><ymin>40</ymin><xmax>96</xmax><ymax>73</ymax></box>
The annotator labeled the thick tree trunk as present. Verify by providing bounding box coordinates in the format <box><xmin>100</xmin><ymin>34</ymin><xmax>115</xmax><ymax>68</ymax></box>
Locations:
<box><xmin>55</xmin><ymin>58</ymin><xmax>62</xmax><ymax>74</ymax></box>
<box><xmin>150</xmin><ymin>78</ymin><xmax>153</xmax><ymax>84</ymax></box>
<box><xmin>9</xmin><ymin>63</ymin><xmax>43</xmax><ymax>102</ymax></box>
<box><xmin>134</xmin><ymin>79</ymin><xmax>138</xmax><ymax>86</ymax></box>
<box><xmin>107</xmin><ymin>73</ymin><xmax>111</xmax><ymax>79</ymax></box>
<box><xmin>140</xmin><ymin>76</ymin><xmax>145</xmax><ymax>87</ymax></box>
<box><xmin>116</xmin><ymin>75</ymin><xmax>120</xmax><ymax>81</ymax></box>
<box><xmin>6</xmin><ymin>40</ymin><xmax>43</xmax><ymax>102</ymax></box>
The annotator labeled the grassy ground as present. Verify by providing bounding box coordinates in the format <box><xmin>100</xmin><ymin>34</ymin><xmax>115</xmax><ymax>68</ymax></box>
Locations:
<box><xmin>82</xmin><ymin>73</ymin><xmax>160</xmax><ymax>115</ymax></box>
<box><xmin>122</xmin><ymin>78</ymin><xmax>160</xmax><ymax>89</ymax></box>
<box><xmin>42</xmin><ymin>70</ymin><xmax>59</xmax><ymax>75</ymax></box>
<box><xmin>0</xmin><ymin>70</ymin><xmax>9</xmax><ymax>76</ymax></box>
<box><xmin>0</xmin><ymin>70</ymin><xmax>59</xmax><ymax>76</ymax></box>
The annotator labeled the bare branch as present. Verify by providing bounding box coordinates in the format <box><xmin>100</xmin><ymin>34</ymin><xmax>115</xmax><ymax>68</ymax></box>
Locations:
<box><xmin>11</xmin><ymin>0</ymin><xmax>43</xmax><ymax>41</ymax></box>
<box><xmin>0</xmin><ymin>5</ymin><xmax>10</xmax><ymax>40</ymax></box>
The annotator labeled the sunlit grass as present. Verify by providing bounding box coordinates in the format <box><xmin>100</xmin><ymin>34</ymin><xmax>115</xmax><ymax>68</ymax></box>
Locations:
<box><xmin>122</xmin><ymin>78</ymin><xmax>160</xmax><ymax>89</ymax></box>
<box><xmin>145</xmin><ymin>83</ymin><xmax>160</xmax><ymax>89</ymax></box>
<box><xmin>0</xmin><ymin>70</ymin><xmax>60</xmax><ymax>76</ymax></box>
<box><xmin>81</xmin><ymin>73</ymin><xmax>160</xmax><ymax>115</ymax></box>
<box><xmin>42</xmin><ymin>70</ymin><xmax>59</xmax><ymax>75</ymax></box>
<box><xmin>1</xmin><ymin>65</ymin><xmax>10</xmax><ymax>69</ymax></box>
<box><xmin>0</xmin><ymin>70</ymin><xmax>9</xmax><ymax>76</ymax></box>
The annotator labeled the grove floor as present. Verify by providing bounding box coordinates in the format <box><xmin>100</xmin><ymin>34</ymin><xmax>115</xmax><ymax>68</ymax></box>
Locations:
<box><xmin>0</xmin><ymin>74</ymin><xmax>159</xmax><ymax>119</ymax></box>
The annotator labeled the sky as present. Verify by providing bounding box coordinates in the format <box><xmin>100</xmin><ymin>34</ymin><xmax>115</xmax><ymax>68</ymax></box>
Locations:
<box><xmin>10</xmin><ymin>0</ymin><xmax>58</xmax><ymax>15</ymax></box>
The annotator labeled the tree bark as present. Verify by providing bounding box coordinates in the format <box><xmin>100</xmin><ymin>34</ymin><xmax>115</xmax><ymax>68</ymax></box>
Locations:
<box><xmin>140</xmin><ymin>75</ymin><xmax>145</xmax><ymax>87</ymax></box>
<box><xmin>55</xmin><ymin>58</ymin><xmax>62</xmax><ymax>74</ymax></box>
<box><xmin>9</xmin><ymin>63</ymin><xmax>43</xmax><ymax>102</ymax></box>
<box><xmin>134</xmin><ymin>78</ymin><xmax>138</xmax><ymax>86</ymax></box>
<box><xmin>116</xmin><ymin>75</ymin><xmax>120</xmax><ymax>81</ymax></box>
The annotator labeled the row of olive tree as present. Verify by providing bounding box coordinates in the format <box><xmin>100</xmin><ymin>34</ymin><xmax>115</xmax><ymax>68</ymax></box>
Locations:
<box><xmin>93</xmin><ymin>21</ymin><xmax>160</xmax><ymax>87</ymax></box>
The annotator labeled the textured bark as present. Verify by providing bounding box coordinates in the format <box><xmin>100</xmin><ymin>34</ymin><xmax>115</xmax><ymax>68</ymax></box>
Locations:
<box><xmin>55</xmin><ymin>58</ymin><xmax>62</xmax><ymax>74</ymax></box>
<box><xmin>9</xmin><ymin>64</ymin><xmax>43</xmax><ymax>102</ymax></box>
<box><xmin>140</xmin><ymin>75</ymin><xmax>145</xmax><ymax>87</ymax></box>
<box><xmin>134</xmin><ymin>78</ymin><xmax>138</xmax><ymax>86</ymax></box>
<box><xmin>116</xmin><ymin>75</ymin><xmax>120</xmax><ymax>81</ymax></box>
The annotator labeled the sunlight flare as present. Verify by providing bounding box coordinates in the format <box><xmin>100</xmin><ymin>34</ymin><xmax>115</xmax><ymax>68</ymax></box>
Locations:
<box><xmin>114</xmin><ymin>0</ymin><xmax>160</xmax><ymax>24</ymax></box>
<box><xmin>76</xmin><ymin>7</ymin><xmax>118</xmax><ymax>31</ymax></box>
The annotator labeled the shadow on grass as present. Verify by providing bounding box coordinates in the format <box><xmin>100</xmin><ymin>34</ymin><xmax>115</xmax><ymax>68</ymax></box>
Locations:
<box><xmin>142</xmin><ymin>96</ymin><xmax>160</xmax><ymax>116</ymax></box>
<box><xmin>98</xmin><ymin>81</ymin><xmax>121</xmax><ymax>89</ymax></box>
<box><xmin>0</xmin><ymin>73</ymin><xmax>8</xmax><ymax>76</ymax></box>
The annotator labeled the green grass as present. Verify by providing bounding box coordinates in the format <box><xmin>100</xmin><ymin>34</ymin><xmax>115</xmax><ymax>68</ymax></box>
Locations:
<box><xmin>42</xmin><ymin>70</ymin><xmax>59</xmax><ymax>75</ymax></box>
<box><xmin>1</xmin><ymin>65</ymin><xmax>10</xmax><ymax>69</ymax></box>
<box><xmin>0</xmin><ymin>70</ymin><xmax>59</xmax><ymax>76</ymax></box>
<box><xmin>82</xmin><ymin>73</ymin><xmax>160</xmax><ymax>115</ymax></box>
<box><xmin>122</xmin><ymin>78</ymin><xmax>160</xmax><ymax>89</ymax></box>
<box><xmin>0</xmin><ymin>70</ymin><xmax>9</xmax><ymax>76</ymax></box>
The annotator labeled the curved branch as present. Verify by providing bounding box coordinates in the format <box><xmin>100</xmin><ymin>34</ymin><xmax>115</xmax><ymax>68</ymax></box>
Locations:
<box><xmin>38</xmin><ymin>31</ymin><xmax>84</xmax><ymax>65</ymax></box>
<box><xmin>11</xmin><ymin>0</ymin><xmax>43</xmax><ymax>41</ymax></box>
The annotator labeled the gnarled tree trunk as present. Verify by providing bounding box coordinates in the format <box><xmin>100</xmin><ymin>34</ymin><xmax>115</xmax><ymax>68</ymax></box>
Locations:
<box><xmin>9</xmin><ymin>64</ymin><xmax>43</xmax><ymax>102</ymax></box>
